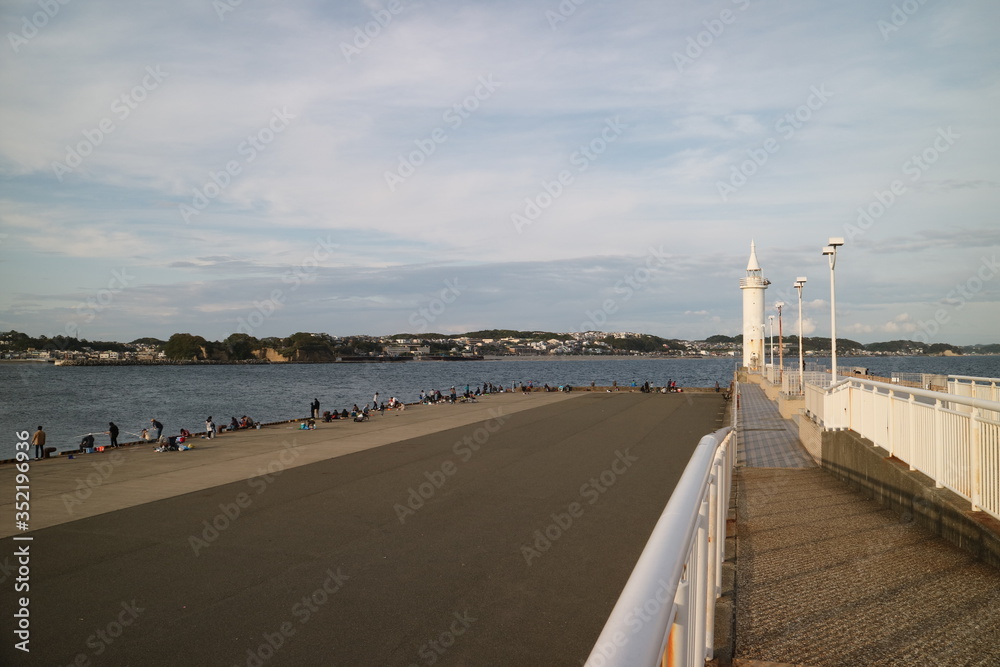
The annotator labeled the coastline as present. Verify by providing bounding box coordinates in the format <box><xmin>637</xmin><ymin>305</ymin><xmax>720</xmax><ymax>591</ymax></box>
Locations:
<box><xmin>0</xmin><ymin>391</ymin><xmax>583</xmax><ymax>537</ymax></box>
<box><xmin>9</xmin><ymin>353</ymin><xmax>996</xmax><ymax>367</ymax></box>
<box><xmin>0</xmin><ymin>385</ymin><xmax>723</xmax><ymax>467</ymax></box>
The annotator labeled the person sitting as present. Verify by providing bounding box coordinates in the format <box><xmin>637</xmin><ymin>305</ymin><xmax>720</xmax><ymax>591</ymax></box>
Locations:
<box><xmin>230</xmin><ymin>417</ymin><xmax>240</xmax><ymax>431</ymax></box>
<box><xmin>353</xmin><ymin>411</ymin><xmax>369</xmax><ymax>422</ymax></box>
<box><xmin>341</xmin><ymin>409</ymin><xmax>349</xmax><ymax>419</ymax></box>
<box><xmin>80</xmin><ymin>433</ymin><xmax>95</xmax><ymax>450</ymax></box>
<box><xmin>141</xmin><ymin>428</ymin><xmax>152</xmax><ymax>441</ymax></box>
<box><xmin>180</xmin><ymin>428</ymin><xmax>192</xmax><ymax>438</ymax></box>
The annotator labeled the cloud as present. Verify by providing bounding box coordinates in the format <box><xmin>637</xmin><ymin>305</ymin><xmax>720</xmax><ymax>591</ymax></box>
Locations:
<box><xmin>1</xmin><ymin>0</ymin><xmax>999</xmax><ymax>344</ymax></box>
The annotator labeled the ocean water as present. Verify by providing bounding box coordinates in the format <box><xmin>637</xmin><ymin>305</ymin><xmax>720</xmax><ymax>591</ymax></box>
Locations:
<box><xmin>2</xmin><ymin>355</ymin><xmax>998</xmax><ymax>459</ymax></box>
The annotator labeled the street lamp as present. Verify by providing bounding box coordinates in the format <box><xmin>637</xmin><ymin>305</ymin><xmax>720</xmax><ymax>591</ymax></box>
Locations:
<box><xmin>822</xmin><ymin>238</ymin><xmax>844</xmax><ymax>383</ymax></box>
<box><xmin>794</xmin><ymin>277</ymin><xmax>806</xmax><ymax>393</ymax></box>
<box><xmin>768</xmin><ymin>315</ymin><xmax>775</xmax><ymax>369</ymax></box>
<box><xmin>775</xmin><ymin>302</ymin><xmax>784</xmax><ymax>382</ymax></box>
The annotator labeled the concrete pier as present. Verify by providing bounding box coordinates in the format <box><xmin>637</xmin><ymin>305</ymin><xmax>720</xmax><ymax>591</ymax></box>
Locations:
<box><xmin>0</xmin><ymin>391</ymin><xmax>726</xmax><ymax>666</ymax></box>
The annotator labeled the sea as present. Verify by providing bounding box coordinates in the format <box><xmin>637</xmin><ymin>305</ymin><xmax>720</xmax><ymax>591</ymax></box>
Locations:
<box><xmin>2</xmin><ymin>355</ymin><xmax>998</xmax><ymax>459</ymax></box>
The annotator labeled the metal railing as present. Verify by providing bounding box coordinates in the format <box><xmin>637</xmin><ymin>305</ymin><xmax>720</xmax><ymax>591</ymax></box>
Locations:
<box><xmin>584</xmin><ymin>390</ymin><xmax>737</xmax><ymax>666</ymax></box>
<box><xmin>786</xmin><ymin>370</ymin><xmax>830</xmax><ymax>395</ymax></box>
<box><xmin>806</xmin><ymin>377</ymin><xmax>1000</xmax><ymax>521</ymax></box>
<box><xmin>948</xmin><ymin>376</ymin><xmax>1000</xmax><ymax>419</ymax></box>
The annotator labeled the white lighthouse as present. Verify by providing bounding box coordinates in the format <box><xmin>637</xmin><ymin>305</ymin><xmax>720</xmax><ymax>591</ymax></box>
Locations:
<box><xmin>740</xmin><ymin>241</ymin><xmax>770</xmax><ymax>369</ymax></box>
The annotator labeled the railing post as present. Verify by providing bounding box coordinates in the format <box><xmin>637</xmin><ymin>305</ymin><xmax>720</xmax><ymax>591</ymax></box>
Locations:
<box><xmin>887</xmin><ymin>388</ymin><xmax>895</xmax><ymax>456</ymax></box>
<box><xmin>908</xmin><ymin>393</ymin><xmax>917</xmax><ymax>471</ymax></box>
<box><xmin>668</xmin><ymin>578</ymin><xmax>689</xmax><ymax>666</ymax></box>
<box><xmin>693</xmin><ymin>500</ymin><xmax>709</xmax><ymax>664</ymax></box>
<box><xmin>934</xmin><ymin>398</ymin><xmax>944</xmax><ymax>489</ymax></box>
<box><xmin>710</xmin><ymin>466</ymin><xmax>722</xmax><ymax>595</ymax></box>
<box><xmin>972</xmin><ymin>408</ymin><xmax>982</xmax><ymax>512</ymax></box>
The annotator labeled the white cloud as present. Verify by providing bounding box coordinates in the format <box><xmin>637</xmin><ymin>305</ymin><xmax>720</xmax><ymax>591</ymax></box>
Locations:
<box><xmin>1</xmin><ymin>0</ymin><xmax>999</xmax><ymax>344</ymax></box>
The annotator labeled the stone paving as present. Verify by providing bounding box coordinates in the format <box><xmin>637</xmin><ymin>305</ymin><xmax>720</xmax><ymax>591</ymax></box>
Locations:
<box><xmin>737</xmin><ymin>384</ymin><xmax>815</xmax><ymax>469</ymax></box>
<box><xmin>734</xmin><ymin>382</ymin><xmax>1000</xmax><ymax>666</ymax></box>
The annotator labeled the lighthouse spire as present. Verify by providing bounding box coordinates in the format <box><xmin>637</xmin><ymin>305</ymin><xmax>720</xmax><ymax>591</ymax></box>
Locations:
<box><xmin>747</xmin><ymin>239</ymin><xmax>762</xmax><ymax>272</ymax></box>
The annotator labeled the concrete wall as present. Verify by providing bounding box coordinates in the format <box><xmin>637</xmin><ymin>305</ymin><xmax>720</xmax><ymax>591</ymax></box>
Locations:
<box><xmin>797</xmin><ymin>413</ymin><xmax>823</xmax><ymax>463</ymax></box>
<box><xmin>812</xmin><ymin>421</ymin><xmax>1000</xmax><ymax>569</ymax></box>
<box><xmin>776</xmin><ymin>393</ymin><xmax>803</xmax><ymax>421</ymax></box>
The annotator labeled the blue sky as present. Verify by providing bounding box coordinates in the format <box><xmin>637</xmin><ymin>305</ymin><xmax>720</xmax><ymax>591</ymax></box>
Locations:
<box><xmin>1</xmin><ymin>0</ymin><xmax>998</xmax><ymax>344</ymax></box>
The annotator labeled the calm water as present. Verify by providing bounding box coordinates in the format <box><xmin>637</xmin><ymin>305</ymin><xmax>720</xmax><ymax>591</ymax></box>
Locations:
<box><xmin>2</xmin><ymin>355</ymin><xmax>998</xmax><ymax>459</ymax></box>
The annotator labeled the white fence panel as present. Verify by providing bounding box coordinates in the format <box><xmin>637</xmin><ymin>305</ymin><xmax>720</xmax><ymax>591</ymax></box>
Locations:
<box><xmin>805</xmin><ymin>377</ymin><xmax>1000</xmax><ymax>521</ymax></box>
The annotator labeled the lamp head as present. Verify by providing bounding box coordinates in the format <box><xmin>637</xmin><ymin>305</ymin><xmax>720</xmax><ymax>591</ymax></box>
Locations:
<box><xmin>796</xmin><ymin>276</ymin><xmax>807</xmax><ymax>284</ymax></box>
<box><xmin>822</xmin><ymin>245</ymin><xmax>835</xmax><ymax>255</ymax></box>
<box><xmin>828</xmin><ymin>237</ymin><xmax>845</xmax><ymax>247</ymax></box>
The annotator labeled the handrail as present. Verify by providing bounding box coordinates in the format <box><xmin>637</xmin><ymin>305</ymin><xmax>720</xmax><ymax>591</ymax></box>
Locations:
<box><xmin>827</xmin><ymin>376</ymin><xmax>1000</xmax><ymax>414</ymax></box>
<box><xmin>949</xmin><ymin>375</ymin><xmax>1000</xmax><ymax>383</ymax></box>
<box><xmin>584</xmin><ymin>425</ymin><xmax>733</xmax><ymax>667</ymax></box>
<box><xmin>811</xmin><ymin>375</ymin><xmax>1000</xmax><ymax>520</ymax></box>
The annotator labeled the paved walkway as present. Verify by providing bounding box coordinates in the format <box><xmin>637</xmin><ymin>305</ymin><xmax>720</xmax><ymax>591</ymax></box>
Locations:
<box><xmin>734</xmin><ymin>382</ymin><xmax>1000</xmax><ymax>666</ymax></box>
<box><xmin>737</xmin><ymin>383</ymin><xmax>814</xmax><ymax>469</ymax></box>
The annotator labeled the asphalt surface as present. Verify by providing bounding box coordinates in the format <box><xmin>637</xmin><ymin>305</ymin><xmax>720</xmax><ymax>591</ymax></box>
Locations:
<box><xmin>1</xmin><ymin>391</ymin><xmax>725</xmax><ymax>666</ymax></box>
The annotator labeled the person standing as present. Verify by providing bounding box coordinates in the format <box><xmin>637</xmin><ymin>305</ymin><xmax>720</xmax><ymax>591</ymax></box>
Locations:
<box><xmin>31</xmin><ymin>426</ymin><xmax>46</xmax><ymax>460</ymax></box>
<box><xmin>107</xmin><ymin>422</ymin><xmax>120</xmax><ymax>448</ymax></box>
<box><xmin>206</xmin><ymin>416</ymin><xmax>216</xmax><ymax>439</ymax></box>
<box><xmin>150</xmin><ymin>418</ymin><xmax>163</xmax><ymax>441</ymax></box>
<box><xmin>311</xmin><ymin>398</ymin><xmax>320</xmax><ymax>419</ymax></box>
<box><xmin>372</xmin><ymin>391</ymin><xmax>379</xmax><ymax>408</ymax></box>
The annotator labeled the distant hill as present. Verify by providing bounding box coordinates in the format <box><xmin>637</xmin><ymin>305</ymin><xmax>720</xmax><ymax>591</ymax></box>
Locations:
<box><xmin>2</xmin><ymin>329</ymin><xmax>996</xmax><ymax>360</ymax></box>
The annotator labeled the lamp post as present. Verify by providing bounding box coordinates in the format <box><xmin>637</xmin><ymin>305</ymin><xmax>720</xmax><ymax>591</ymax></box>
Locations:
<box><xmin>776</xmin><ymin>302</ymin><xmax>784</xmax><ymax>382</ymax></box>
<box><xmin>822</xmin><ymin>238</ymin><xmax>844</xmax><ymax>383</ymax></box>
<box><xmin>794</xmin><ymin>277</ymin><xmax>806</xmax><ymax>393</ymax></box>
<box><xmin>768</xmin><ymin>315</ymin><xmax>775</xmax><ymax>370</ymax></box>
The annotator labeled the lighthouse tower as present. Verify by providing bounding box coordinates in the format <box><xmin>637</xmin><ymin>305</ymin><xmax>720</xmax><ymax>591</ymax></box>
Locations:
<box><xmin>740</xmin><ymin>241</ymin><xmax>770</xmax><ymax>369</ymax></box>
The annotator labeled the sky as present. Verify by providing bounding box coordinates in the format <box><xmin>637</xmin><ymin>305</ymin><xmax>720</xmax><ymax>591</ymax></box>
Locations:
<box><xmin>1</xmin><ymin>0</ymin><xmax>998</xmax><ymax>345</ymax></box>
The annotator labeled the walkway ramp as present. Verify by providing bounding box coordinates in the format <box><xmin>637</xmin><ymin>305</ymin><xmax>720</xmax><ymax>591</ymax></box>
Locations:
<box><xmin>734</xmin><ymin>383</ymin><xmax>1000</xmax><ymax>666</ymax></box>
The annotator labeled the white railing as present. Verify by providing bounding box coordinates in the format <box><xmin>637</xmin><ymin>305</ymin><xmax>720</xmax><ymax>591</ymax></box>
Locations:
<box><xmin>948</xmin><ymin>376</ymin><xmax>1000</xmax><ymax>420</ymax></box>
<box><xmin>787</xmin><ymin>370</ymin><xmax>830</xmax><ymax>396</ymax></box>
<box><xmin>584</xmin><ymin>407</ymin><xmax>736</xmax><ymax>666</ymax></box>
<box><xmin>806</xmin><ymin>377</ymin><xmax>1000</xmax><ymax>521</ymax></box>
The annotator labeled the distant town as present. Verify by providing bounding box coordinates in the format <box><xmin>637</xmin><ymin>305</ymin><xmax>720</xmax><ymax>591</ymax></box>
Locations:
<box><xmin>2</xmin><ymin>329</ymin><xmax>997</xmax><ymax>365</ymax></box>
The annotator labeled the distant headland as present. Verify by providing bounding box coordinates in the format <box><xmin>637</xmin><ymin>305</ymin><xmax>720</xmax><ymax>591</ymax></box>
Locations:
<box><xmin>2</xmin><ymin>329</ymin><xmax>996</xmax><ymax>366</ymax></box>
